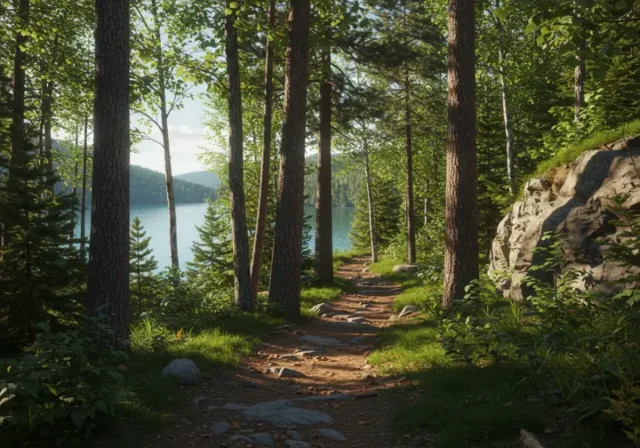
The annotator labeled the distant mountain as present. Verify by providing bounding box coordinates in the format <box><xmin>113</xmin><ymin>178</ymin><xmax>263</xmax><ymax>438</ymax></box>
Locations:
<box><xmin>175</xmin><ymin>171</ymin><xmax>221</xmax><ymax>190</ymax></box>
<box><xmin>130</xmin><ymin>166</ymin><xmax>216</xmax><ymax>204</ymax></box>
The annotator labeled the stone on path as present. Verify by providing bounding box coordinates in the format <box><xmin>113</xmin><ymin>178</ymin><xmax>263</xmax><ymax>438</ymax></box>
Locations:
<box><xmin>317</xmin><ymin>428</ymin><xmax>347</xmax><ymax>441</ymax></box>
<box><xmin>300</xmin><ymin>335</ymin><xmax>343</xmax><ymax>346</ymax></box>
<box><xmin>286</xmin><ymin>430</ymin><xmax>305</xmax><ymax>441</ymax></box>
<box><xmin>398</xmin><ymin>305</ymin><xmax>419</xmax><ymax>318</ymax></box>
<box><xmin>347</xmin><ymin>316</ymin><xmax>367</xmax><ymax>323</ymax></box>
<box><xmin>247</xmin><ymin>433</ymin><xmax>274</xmax><ymax>447</ymax></box>
<box><xmin>333</xmin><ymin>314</ymin><xmax>352</xmax><ymax>320</ymax></box>
<box><xmin>161</xmin><ymin>359</ymin><xmax>201</xmax><ymax>385</ymax></box>
<box><xmin>211</xmin><ymin>421</ymin><xmax>231</xmax><ymax>434</ymax></box>
<box><xmin>285</xmin><ymin>441</ymin><xmax>311</xmax><ymax>448</ymax></box>
<box><xmin>293</xmin><ymin>393</ymin><xmax>350</xmax><ymax>402</ymax></box>
<box><xmin>279</xmin><ymin>354</ymin><xmax>301</xmax><ymax>361</ymax></box>
<box><xmin>232</xmin><ymin>399</ymin><xmax>333</xmax><ymax>428</ymax></box>
<box><xmin>192</xmin><ymin>396</ymin><xmax>207</xmax><ymax>407</ymax></box>
<box><xmin>311</xmin><ymin>303</ymin><xmax>333</xmax><ymax>315</ymax></box>
<box><xmin>392</xmin><ymin>264</ymin><xmax>418</xmax><ymax>274</ymax></box>
<box><xmin>278</xmin><ymin>367</ymin><xmax>305</xmax><ymax>378</ymax></box>
<box><xmin>223</xmin><ymin>403</ymin><xmax>248</xmax><ymax>411</ymax></box>
<box><xmin>295</xmin><ymin>349</ymin><xmax>324</xmax><ymax>357</ymax></box>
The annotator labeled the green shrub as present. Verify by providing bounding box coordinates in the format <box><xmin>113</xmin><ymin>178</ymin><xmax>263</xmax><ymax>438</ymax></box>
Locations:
<box><xmin>0</xmin><ymin>317</ymin><xmax>127</xmax><ymax>446</ymax></box>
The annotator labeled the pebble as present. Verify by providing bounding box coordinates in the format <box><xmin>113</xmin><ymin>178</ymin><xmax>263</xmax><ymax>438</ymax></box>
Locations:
<box><xmin>347</xmin><ymin>316</ymin><xmax>367</xmax><ymax>323</ymax></box>
<box><xmin>317</xmin><ymin>428</ymin><xmax>347</xmax><ymax>441</ymax></box>
<box><xmin>211</xmin><ymin>421</ymin><xmax>231</xmax><ymax>434</ymax></box>
<box><xmin>191</xmin><ymin>396</ymin><xmax>207</xmax><ymax>408</ymax></box>
<box><xmin>279</xmin><ymin>354</ymin><xmax>301</xmax><ymax>361</ymax></box>
<box><xmin>248</xmin><ymin>432</ymin><xmax>274</xmax><ymax>447</ymax></box>
<box><xmin>278</xmin><ymin>367</ymin><xmax>305</xmax><ymax>378</ymax></box>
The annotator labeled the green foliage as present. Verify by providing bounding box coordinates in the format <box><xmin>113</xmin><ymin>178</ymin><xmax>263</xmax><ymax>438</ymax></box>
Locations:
<box><xmin>129</xmin><ymin>217</ymin><xmax>159</xmax><ymax>317</ymax></box>
<box><xmin>0</xmin><ymin>317</ymin><xmax>128</xmax><ymax>446</ymax></box>
<box><xmin>303</xmin><ymin>154</ymin><xmax>362</xmax><ymax>207</ymax></box>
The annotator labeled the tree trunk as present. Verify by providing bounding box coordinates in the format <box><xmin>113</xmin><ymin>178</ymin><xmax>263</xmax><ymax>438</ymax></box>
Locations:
<box><xmin>151</xmin><ymin>0</ymin><xmax>179</xmax><ymax>269</ymax></box>
<box><xmin>70</xmin><ymin>125</ymin><xmax>79</xmax><ymax>246</ymax></box>
<box><xmin>88</xmin><ymin>0</ymin><xmax>131</xmax><ymax>341</ymax></box>
<box><xmin>314</xmin><ymin>40</ymin><xmax>333</xmax><ymax>282</ymax></box>
<box><xmin>364</xmin><ymin>146</ymin><xmax>377</xmax><ymax>263</ymax></box>
<box><xmin>494</xmin><ymin>3</ymin><xmax>516</xmax><ymax>195</ymax></box>
<box><xmin>250</xmin><ymin>0</ymin><xmax>276</xmax><ymax>300</ymax></box>
<box><xmin>443</xmin><ymin>0</ymin><xmax>478</xmax><ymax>309</ymax></box>
<box><xmin>43</xmin><ymin>81</ymin><xmax>54</xmax><ymax>192</ymax></box>
<box><xmin>7</xmin><ymin>0</ymin><xmax>29</xmax><ymax>194</ymax></box>
<box><xmin>268</xmin><ymin>0</ymin><xmax>311</xmax><ymax>318</ymax></box>
<box><xmin>404</xmin><ymin>71</ymin><xmax>416</xmax><ymax>264</ymax></box>
<box><xmin>80</xmin><ymin>114</ymin><xmax>89</xmax><ymax>259</ymax></box>
<box><xmin>574</xmin><ymin>53</ymin><xmax>585</xmax><ymax>123</ymax></box>
<box><xmin>226</xmin><ymin>3</ymin><xmax>253</xmax><ymax>312</ymax></box>
<box><xmin>424</xmin><ymin>196</ymin><xmax>430</xmax><ymax>226</ymax></box>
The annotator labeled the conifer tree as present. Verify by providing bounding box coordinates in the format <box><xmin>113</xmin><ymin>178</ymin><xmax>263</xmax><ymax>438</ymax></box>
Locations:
<box><xmin>129</xmin><ymin>216</ymin><xmax>158</xmax><ymax>316</ymax></box>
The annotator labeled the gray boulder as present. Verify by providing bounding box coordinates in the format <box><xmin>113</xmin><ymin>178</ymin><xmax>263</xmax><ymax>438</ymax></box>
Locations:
<box><xmin>311</xmin><ymin>302</ymin><xmax>333</xmax><ymax>315</ymax></box>
<box><xmin>239</xmin><ymin>399</ymin><xmax>334</xmax><ymax>428</ymax></box>
<box><xmin>392</xmin><ymin>264</ymin><xmax>418</xmax><ymax>274</ymax></box>
<box><xmin>489</xmin><ymin>139</ymin><xmax>640</xmax><ymax>299</ymax></box>
<box><xmin>161</xmin><ymin>359</ymin><xmax>201</xmax><ymax>385</ymax></box>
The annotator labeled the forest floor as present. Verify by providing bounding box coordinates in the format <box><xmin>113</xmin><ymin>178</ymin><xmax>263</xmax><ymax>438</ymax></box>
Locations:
<box><xmin>113</xmin><ymin>256</ymin><xmax>427</xmax><ymax>448</ymax></box>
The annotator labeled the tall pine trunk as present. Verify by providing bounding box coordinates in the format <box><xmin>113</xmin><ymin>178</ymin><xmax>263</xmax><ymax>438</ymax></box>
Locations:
<box><xmin>7</xmin><ymin>0</ymin><xmax>29</xmax><ymax>194</ymax></box>
<box><xmin>88</xmin><ymin>0</ymin><xmax>131</xmax><ymax>341</ymax></box>
<box><xmin>364</xmin><ymin>145</ymin><xmax>377</xmax><ymax>263</ymax></box>
<box><xmin>442</xmin><ymin>0</ymin><xmax>478</xmax><ymax>308</ymax></box>
<box><xmin>250</xmin><ymin>0</ymin><xmax>276</xmax><ymax>300</ymax></box>
<box><xmin>226</xmin><ymin>3</ymin><xmax>252</xmax><ymax>311</ymax></box>
<box><xmin>80</xmin><ymin>114</ymin><xmax>89</xmax><ymax>259</ymax></box>
<box><xmin>404</xmin><ymin>71</ymin><xmax>416</xmax><ymax>264</ymax></box>
<box><xmin>268</xmin><ymin>0</ymin><xmax>311</xmax><ymax>318</ymax></box>
<box><xmin>494</xmin><ymin>2</ymin><xmax>515</xmax><ymax>195</ymax></box>
<box><xmin>151</xmin><ymin>0</ymin><xmax>179</xmax><ymax>269</ymax></box>
<box><xmin>314</xmin><ymin>41</ymin><xmax>333</xmax><ymax>282</ymax></box>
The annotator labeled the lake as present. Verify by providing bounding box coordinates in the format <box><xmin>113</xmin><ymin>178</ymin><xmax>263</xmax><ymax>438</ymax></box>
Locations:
<box><xmin>77</xmin><ymin>204</ymin><xmax>355</xmax><ymax>269</ymax></box>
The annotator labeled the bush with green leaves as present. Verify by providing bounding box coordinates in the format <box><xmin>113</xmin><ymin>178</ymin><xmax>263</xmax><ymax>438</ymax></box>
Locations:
<box><xmin>0</xmin><ymin>317</ymin><xmax>128</xmax><ymax>446</ymax></box>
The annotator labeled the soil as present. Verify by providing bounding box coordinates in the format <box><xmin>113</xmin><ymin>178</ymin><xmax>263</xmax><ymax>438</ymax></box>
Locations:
<box><xmin>134</xmin><ymin>256</ymin><xmax>426</xmax><ymax>448</ymax></box>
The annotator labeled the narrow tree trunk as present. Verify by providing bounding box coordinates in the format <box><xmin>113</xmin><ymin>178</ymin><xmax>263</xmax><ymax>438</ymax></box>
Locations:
<box><xmin>88</xmin><ymin>0</ymin><xmax>131</xmax><ymax>341</ymax></box>
<box><xmin>268</xmin><ymin>0</ymin><xmax>311</xmax><ymax>318</ymax></box>
<box><xmin>226</xmin><ymin>2</ymin><xmax>252</xmax><ymax>311</ymax></box>
<box><xmin>80</xmin><ymin>114</ymin><xmax>89</xmax><ymax>259</ymax></box>
<box><xmin>494</xmin><ymin>4</ymin><xmax>516</xmax><ymax>195</ymax></box>
<box><xmin>43</xmin><ymin>82</ymin><xmax>54</xmax><ymax>192</ymax></box>
<box><xmin>250</xmin><ymin>0</ymin><xmax>276</xmax><ymax>300</ymax></box>
<box><xmin>443</xmin><ymin>0</ymin><xmax>478</xmax><ymax>308</ymax></box>
<box><xmin>364</xmin><ymin>146</ymin><xmax>377</xmax><ymax>263</ymax></box>
<box><xmin>574</xmin><ymin>53</ymin><xmax>585</xmax><ymax>123</ymax></box>
<box><xmin>424</xmin><ymin>196</ymin><xmax>430</xmax><ymax>226</ymax></box>
<box><xmin>70</xmin><ymin>125</ymin><xmax>79</xmax><ymax>246</ymax></box>
<box><xmin>314</xmin><ymin>41</ymin><xmax>333</xmax><ymax>282</ymax></box>
<box><xmin>151</xmin><ymin>0</ymin><xmax>179</xmax><ymax>269</ymax></box>
<box><xmin>404</xmin><ymin>73</ymin><xmax>416</xmax><ymax>264</ymax></box>
<box><xmin>7</xmin><ymin>0</ymin><xmax>30</xmax><ymax>193</ymax></box>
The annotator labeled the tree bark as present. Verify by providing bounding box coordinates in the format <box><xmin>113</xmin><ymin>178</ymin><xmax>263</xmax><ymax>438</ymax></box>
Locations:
<box><xmin>88</xmin><ymin>0</ymin><xmax>131</xmax><ymax>341</ymax></box>
<box><xmin>226</xmin><ymin>3</ymin><xmax>253</xmax><ymax>311</ymax></box>
<box><xmin>43</xmin><ymin>81</ymin><xmax>54</xmax><ymax>192</ymax></box>
<box><xmin>268</xmin><ymin>0</ymin><xmax>311</xmax><ymax>318</ymax></box>
<box><xmin>80</xmin><ymin>114</ymin><xmax>89</xmax><ymax>259</ymax></box>
<box><xmin>250</xmin><ymin>0</ymin><xmax>276</xmax><ymax>301</ymax></box>
<box><xmin>151</xmin><ymin>0</ymin><xmax>179</xmax><ymax>269</ymax></box>
<box><xmin>70</xmin><ymin>125</ymin><xmax>79</xmax><ymax>246</ymax></box>
<box><xmin>7</xmin><ymin>0</ymin><xmax>30</xmax><ymax>194</ymax></box>
<box><xmin>574</xmin><ymin>53</ymin><xmax>585</xmax><ymax>123</ymax></box>
<box><xmin>404</xmin><ymin>71</ymin><xmax>416</xmax><ymax>264</ymax></box>
<box><xmin>494</xmin><ymin>2</ymin><xmax>516</xmax><ymax>195</ymax></box>
<box><xmin>424</xmin><ymin>196</ymin><xmax>430</xmax><ymax>226</ymax></box>
<box><xmin>314</xmin><ymin>40</ymin><xmax>333</xmax><ymax>282</ymax></box>
<box><xmin>443</xmin><ymin>0</ymin><xmax>478</xmax><ymax>308</ymax></box>
<box><xmin>364</xmin><ymin>145</ymin><xmax>377</xmax><ymax>263</ymax></box>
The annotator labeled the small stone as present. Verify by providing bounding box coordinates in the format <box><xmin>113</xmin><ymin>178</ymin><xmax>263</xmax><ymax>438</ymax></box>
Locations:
<box><xmin>279</xmin><ymin>368</ymin><xmax>305</xmax><ymax>378</ymax></box>
<box><xmin>223</xmin><ymin>403</ymin><xmax>248</xmax><ymax>411</ymax></box>
<box><xmin>286</xmin><ymin>430</ymin><xmax>305</xmax><ymax>441</ymax></box>
<box><xmin>333</xmin><ymin>314</ymin><xmax>352</xmax><ymax>320</ymax></box>
<box><xmin>392</xmin><ymin>264</ymin><xmax>418</xmax><ymax>274</ymax></box>
<box><xmin>299</xmin><ymin>335</ymin><xmax>343</xmax><ymax>346</ymax></box>
<box><xmin>279</xmin><ymin>354</ymin><xmax>301</xmax><ymax>361</ymax></box>
<box><xmin>296</xmin><ymin>349</ymin><xmax>324</xmax><ymax>357</ymax></box>
<box><xmin>161</xmin><ymin>359</ymin><xmax>201</xmax><ymax>385</ymax></box>
<box><xmin>347</xmin><ymin>316</ymin><xmax>366</xmax><ymax>323</ymax></box>
<box><xmin>211</xmin><ymin>421</ymin><xmax>232</xmax><ymax>434</ymax></box>
<box><xmin>192</xmin><ymin>396</ymin><xmax>207</xmax><ymax>407</ymax></box>
<box><xmin>285</xmin><ymin>441</ymin><xmax>311</xmax><ymax>448</ymax></box>
<box><xmin>248</xmin><ymin>433</ymin><xmax>274</xmax><ymax>447</ymax></box>
<box><xmin>311</xmin><ymin>303</ymin><xmax>334</xmax><ymax>315</ymax></box>
<box><xmin>398</xmin><ymin>305</ymin><xmax>419</xmax><ymax>318</ymax></box>
<box><xmin>317</xmin><ymin>429</ymin><xmax>347</xmax><ymax>441</ymax></box>
<box><xmin>241</xmin><ymin>399</ymin><xmax>333</xmax><ymax>428</ymax></box>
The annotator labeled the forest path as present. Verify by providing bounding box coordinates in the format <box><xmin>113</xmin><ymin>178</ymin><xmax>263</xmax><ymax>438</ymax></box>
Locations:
<box><xmin>148</xmin><ymin>256</ymin><xmax>415</xmax><ymax>448</ymax></box>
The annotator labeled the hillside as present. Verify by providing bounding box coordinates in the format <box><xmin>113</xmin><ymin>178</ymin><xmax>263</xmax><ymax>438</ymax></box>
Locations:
<box><xmin>130</xmin><ymin>166</ymin><xmax>215</xmax><ymax>204</ymax></box>
<box><xmin>175</xmin><ymin>170</ymin><xmax>221</xmax><ymax>190</ymax></box>
<box><xmin>304</xmin><ymin>153</ymin><xmax>362</xmax><ymax>207</ymax></box>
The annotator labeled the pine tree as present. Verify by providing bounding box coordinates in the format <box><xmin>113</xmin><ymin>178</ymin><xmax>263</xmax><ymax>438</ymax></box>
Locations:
<box><xmin>187</xmin><ymin>201</ymin><xmax>234</xmax><ymax>293</ymax></box>
<box><xmin>0</xmin><ymin>129</ymin><xmax>85</xmax><ymax>350</ymax></box>
<box><xmin>129</xmin><ymin>216</ymin><xmax>158</xmax><ymax>317</ymax></box>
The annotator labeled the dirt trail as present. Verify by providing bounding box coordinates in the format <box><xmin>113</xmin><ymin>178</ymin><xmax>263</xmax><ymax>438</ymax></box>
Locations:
<box><xmin>150</xmin><ymin>256</ymin><xmax>413</xmax><ymax>448</ymax></box>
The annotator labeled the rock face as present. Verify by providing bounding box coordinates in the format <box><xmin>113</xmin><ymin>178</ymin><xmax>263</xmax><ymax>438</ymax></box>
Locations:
<box><xmin>161</xmin><ymin>359</ymin><xmax>201</xmax><ymax>385</ymax></box>
<box><xmin>489</xmin><ymin>139</ymin><xmax>640</xmax><ymax>299</ymax></box>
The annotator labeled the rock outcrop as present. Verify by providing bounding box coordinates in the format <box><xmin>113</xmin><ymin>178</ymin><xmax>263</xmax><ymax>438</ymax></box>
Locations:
<box><xmin>489</xmin><ymin>136</ymin><xmax>640</xmax><ymax>299</ymax></box>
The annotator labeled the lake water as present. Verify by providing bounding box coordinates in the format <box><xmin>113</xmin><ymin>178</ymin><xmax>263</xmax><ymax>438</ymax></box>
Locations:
<box><xmin>77</xmin><ymin>204</ymin><xmax>355</xmax><ymax>269</ymax></box>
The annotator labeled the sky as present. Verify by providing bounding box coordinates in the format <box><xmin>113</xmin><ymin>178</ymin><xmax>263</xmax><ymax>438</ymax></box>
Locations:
<box><xmin>130</xmin><ymin>89</ymin><xmax>213</xmax><ymax>176</ymax></box>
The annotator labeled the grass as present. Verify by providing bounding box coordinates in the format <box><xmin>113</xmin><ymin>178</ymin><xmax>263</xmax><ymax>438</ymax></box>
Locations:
<box><xmin>531</xmin><ymin>119</ymin><xmax>640</xmax><ymax>182</ymax></box>
<box><xmin>367</xmin><ymin>257</ymin><xmax>630</xmax><ymax>448</ymax></box>
<box><xmin>300</xmin><ymin>276</ymin><xmax>357</xmax><ymax>318</ymax></box>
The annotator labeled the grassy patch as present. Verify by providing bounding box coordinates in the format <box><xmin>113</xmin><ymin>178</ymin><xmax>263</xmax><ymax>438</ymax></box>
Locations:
<box><xmin>334</xmin><ymin>249</ymin><xmax>368</xmax><ymax>270</ymax></box>
<box><xmin>531</xmin><ymin>119</ymin><xmax>640</xmax><ymax>182</ymax></box>
<box><xmin>300</xmin><ymin>277</ymin><xmax>357</xmax><ymax>318</ymax></box>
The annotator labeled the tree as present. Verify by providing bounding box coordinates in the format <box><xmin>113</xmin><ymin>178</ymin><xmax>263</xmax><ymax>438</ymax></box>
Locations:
<box><xmin>129</xmin><ymin>217</ymin><xmax>158</xmax><ymax>316</ymax></box>
<box><xmin>442</xmin><ymin>0</ymin><xmax>478</xmax><ymax>308</ymax></box>
<box><xmin>87</xmin><ymin>0</ymin><xmax>131</xmax><ymax>341</ymax></box>
<box><xmin>268</xmin><ymin>0</ymin><xmax>312</xmax><ymax>318</ymax></box>
<box><xmin>225</xmin><ymin>0</ymin><xmax>252</xmax><ymax>311</ymax></box>
<box><xmin>250</xmin><ymin>0</ymin><xmax>278</xmax><ymax>300</ymax></box>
